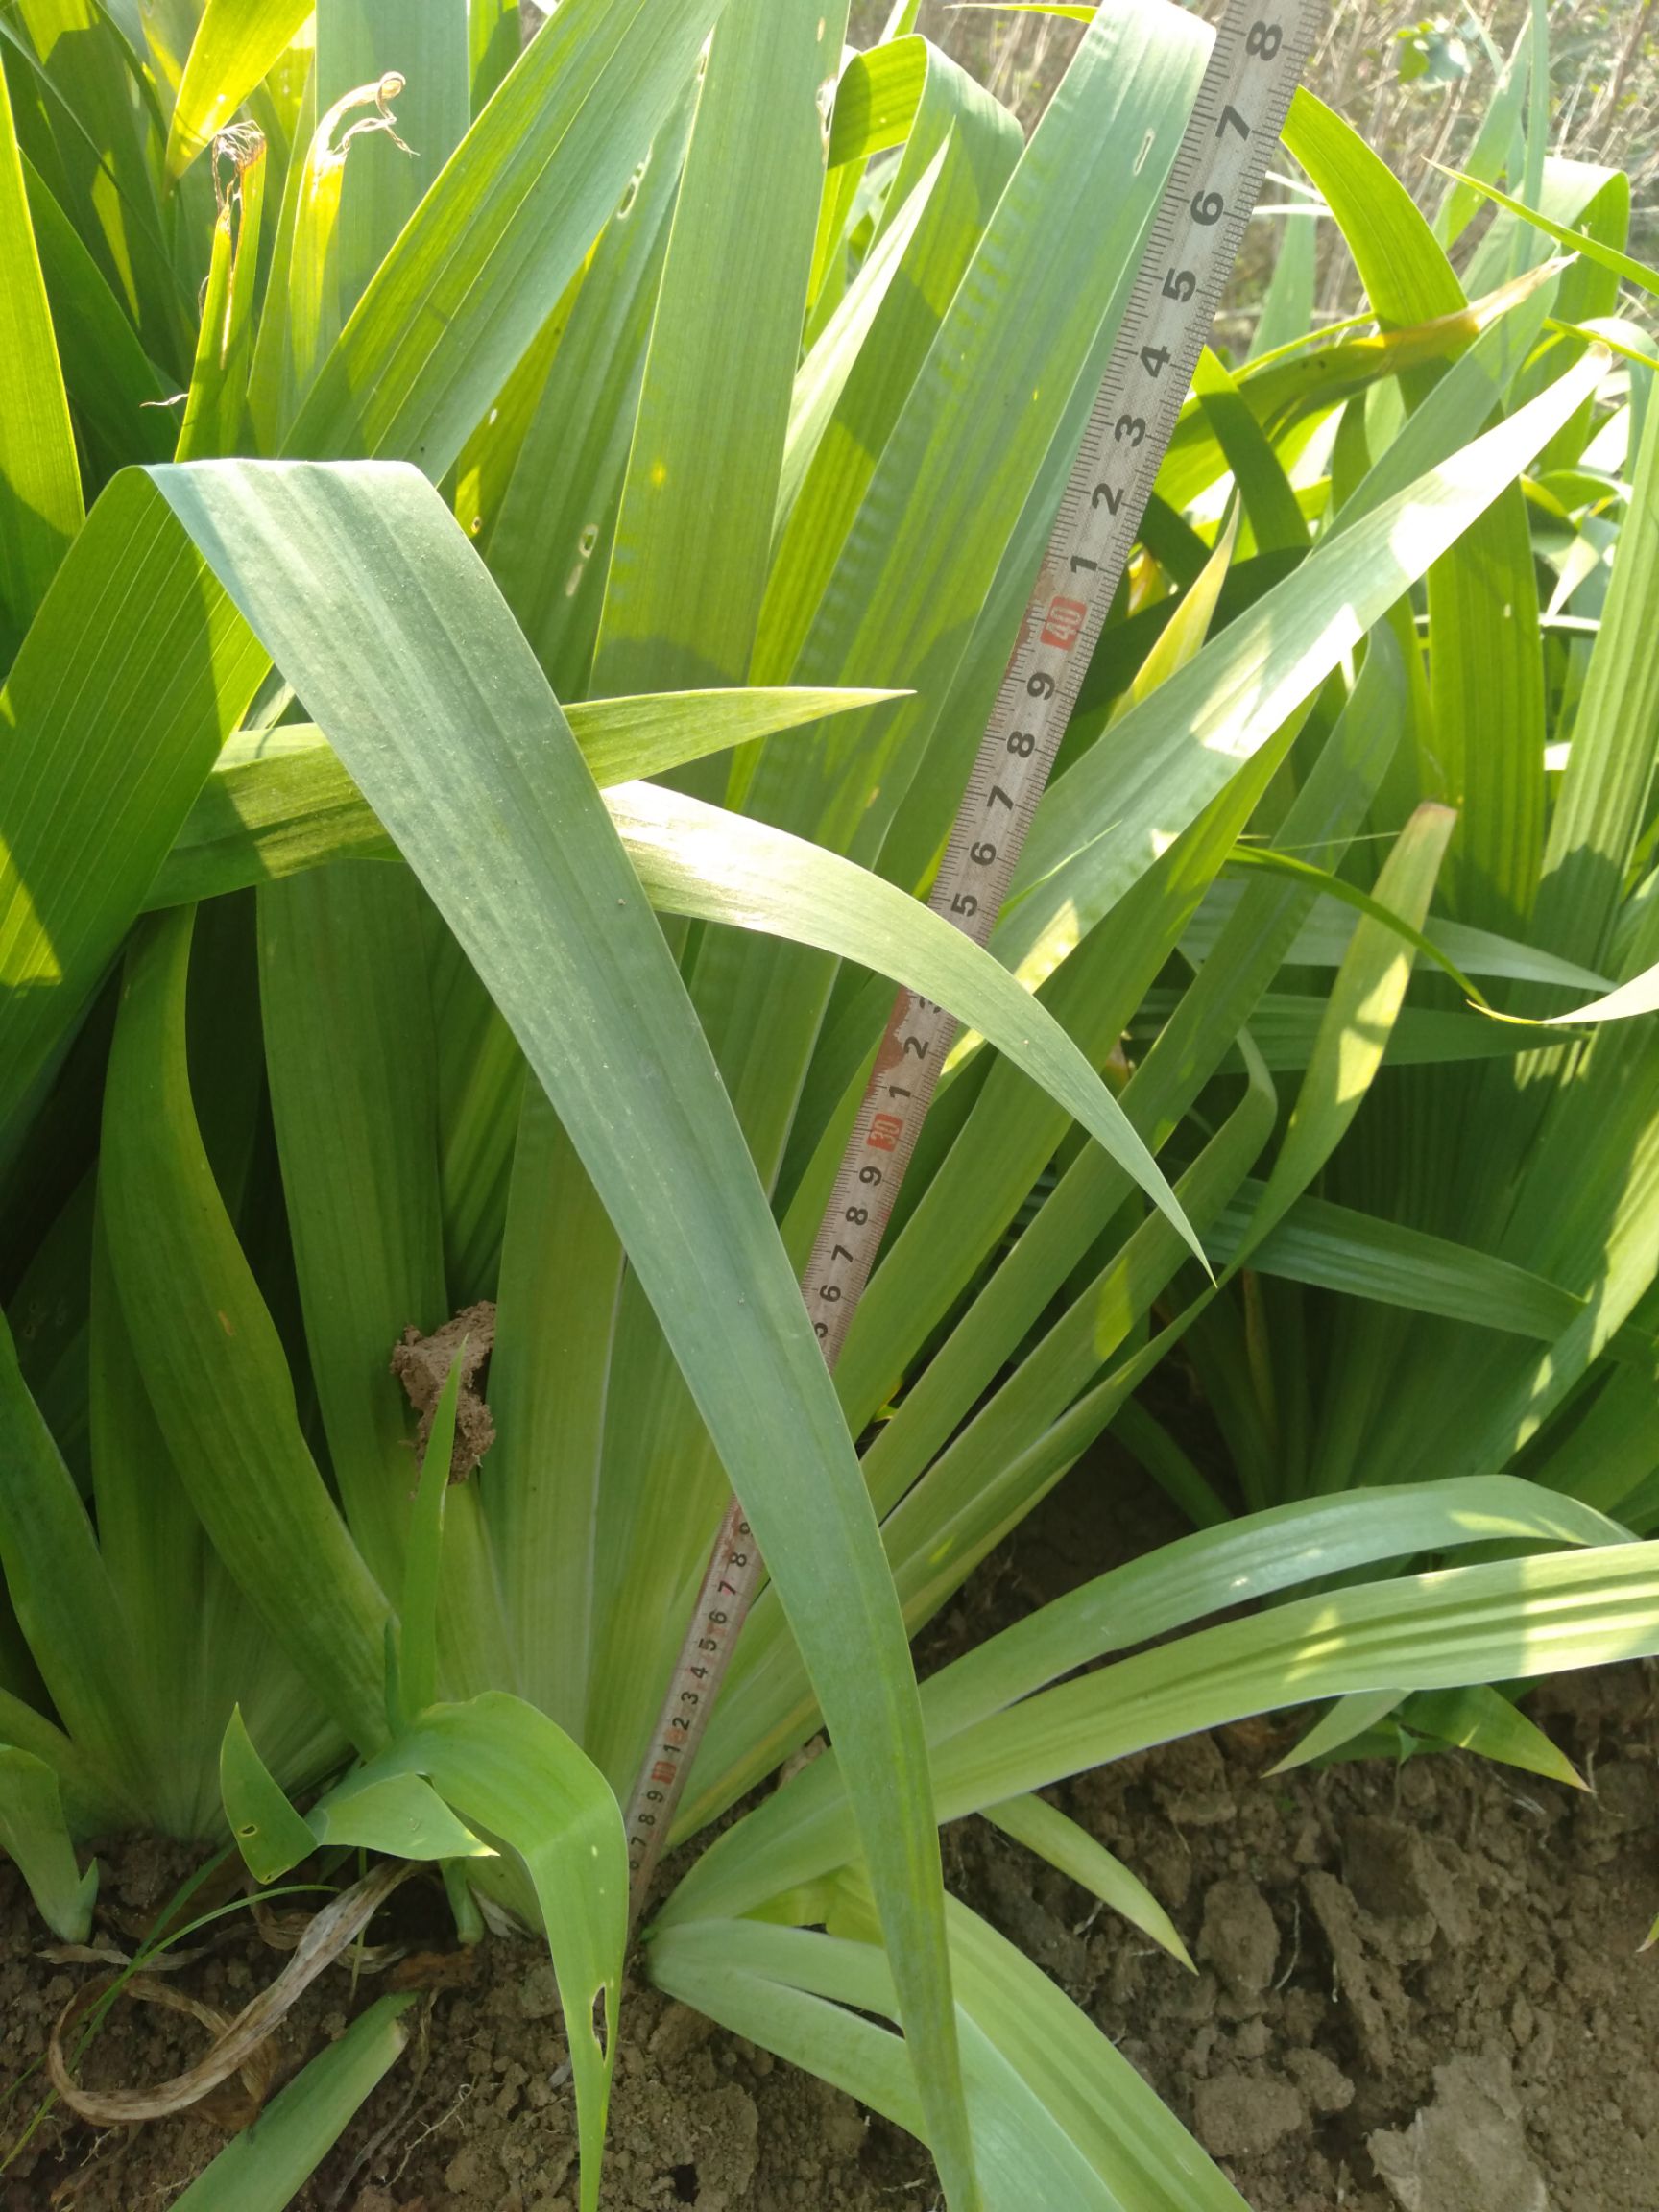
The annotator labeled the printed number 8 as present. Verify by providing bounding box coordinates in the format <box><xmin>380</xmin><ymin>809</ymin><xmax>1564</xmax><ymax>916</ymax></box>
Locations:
<box><xmin>1246</xmin><ymin>19</ymin><xmax>1281</xmax><ymax>56</ymax></box>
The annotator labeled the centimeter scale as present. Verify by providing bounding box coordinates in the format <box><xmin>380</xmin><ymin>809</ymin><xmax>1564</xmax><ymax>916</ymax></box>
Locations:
<box><xmin>624</xmin><ymin>0</ymin><xmax>1324</xmax><ymax>1910</ymax></box>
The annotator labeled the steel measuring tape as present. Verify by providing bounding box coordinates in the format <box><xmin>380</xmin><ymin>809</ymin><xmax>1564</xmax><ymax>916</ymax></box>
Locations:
<box><xmin>626</xmin><ymin>0</ymin><xmax>1323</xmax><ymax>1909</ymax></box>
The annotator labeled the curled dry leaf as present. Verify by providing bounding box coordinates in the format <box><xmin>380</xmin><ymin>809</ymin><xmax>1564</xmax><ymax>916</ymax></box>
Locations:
<box><xmin>47</xmin><ymin>1974</ymin><xmax>274</xmax><ymax>2129</ymax></box>
<box><xmin>36</xmin><ymin>1940</ymin><xmax>207</xmax><ymax>1972</ymax></box>
<box><xmin>47</xmin><ymin>1862</ymin><xmax>412</xmax><ymax>2126</ymax></box>
<box><xmin>249</xmin><ymin>1892</ymin><xmax>407</xmax><ymax>1969</ymax></box>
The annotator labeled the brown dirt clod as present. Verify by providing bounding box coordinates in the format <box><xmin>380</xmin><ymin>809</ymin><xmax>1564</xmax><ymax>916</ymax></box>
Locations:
<box><xmin>391</xmin><ymin>1303</ymin><xmax>497</xmax><ymax>1483</ymax></box>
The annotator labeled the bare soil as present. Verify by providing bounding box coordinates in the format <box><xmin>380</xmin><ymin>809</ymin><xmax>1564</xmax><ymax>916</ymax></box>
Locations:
<box><xmin>5</xmin><ymin>1467</ymin><xmax>1659</xmax><ymax>2211</ymax></box>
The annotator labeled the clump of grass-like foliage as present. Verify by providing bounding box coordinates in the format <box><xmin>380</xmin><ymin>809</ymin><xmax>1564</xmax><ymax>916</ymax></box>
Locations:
<box><xmin>2</xmin><ymin>2</ymin><xmax>1658</xmax><ymax>2205</ymax></box>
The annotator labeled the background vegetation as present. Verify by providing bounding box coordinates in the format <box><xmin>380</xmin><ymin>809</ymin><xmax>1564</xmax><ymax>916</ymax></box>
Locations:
<box><xmin>874</xmin><ymin>0</ymin><xmax>1659</xmax><ymax>294</ymax></box>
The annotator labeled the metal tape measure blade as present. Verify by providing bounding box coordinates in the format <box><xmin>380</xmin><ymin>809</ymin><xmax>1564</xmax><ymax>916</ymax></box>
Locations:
<box><xmin>625</xmin><ymin>0</ymin><xmax>1321</xmax><ymax>1909</ymax></box>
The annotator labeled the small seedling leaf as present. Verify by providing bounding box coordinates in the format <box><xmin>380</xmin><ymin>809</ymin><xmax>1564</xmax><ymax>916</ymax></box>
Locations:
<box><xmin>0</xmin><ymin>1748</ymin><xmax>98</xmax><ymax>1942</ymax></box>
<box><xmin>219</xmin><ymin>1707</ymin><xmax>317</xmax><ymax>1883</ymax></box>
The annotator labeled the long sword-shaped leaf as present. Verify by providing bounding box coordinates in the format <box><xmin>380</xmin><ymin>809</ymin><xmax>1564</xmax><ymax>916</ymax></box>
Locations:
<box><xmin>9</xmin><ymin>0</ymin><xmax>189</xmax><ymax>368</ymax></box>
<box><xmin>148</xmin><ymin>689</ymin><xmax>904</xmax><ymax>907</ymax></box>
<box><xmin>0</xmin><ymin>1313</ymin><xmax>147</xmax><ymax>1821</ymax></box>
<box><xmin>0</xmin><ymin>57</ymin><xmax>79</xmax><ymax>657</ymax></box>
<box><xmin>655</xmin><ymin>1901</ymin><xmax>1249</xmax><ymax>2212</ymax></box>
<box><xmin>140</xmin><ymin>730</ymin><xmax>1196</xmax><ymax>1235</ymax></box>
<box><xmin>19</xmin><ymin>151</ymin><xmax>174</xmax><ymax>481</ymax></box>
<box><xmin>0</xmin><ymin>473</ymin><xmax>268</xmax><ymax>1167</ymax></box>
<box><xmin>257</xmin><ymin>0</ymin><xmax>514</xmax><ymax>1703</ymax></box>
<box><xmin>921</xmin><ymin>1539</ymin><xmax>1659</xmax><ymax>1820</ymax></box>
<box><xmin>256</xmin><ymin>864</ymin><xmax>450</xmax><ymax>1594</ymax></box>
<box><xmin>488</xmin><ymin>1082</ymin><xmax>622</xmax><ymax>1734</ymax></box>
<box><xmin>288</xmin><ymin>0</ymin><xmax>733</xmax><ymax>477</ymax></box>
<box><xmin>90</xmin><ymin>1215</ymin><xmax>329</xmax><ymax>1836</ymax></box>
<box><xmin>165</xmin><ymin>0</ymin><xmax>310</xmax><ymax>178</ymax></box>
<box><xmin>102</xmin><ymin>907</ymin><xmax>395</xmax><ymax>1752</ymax></box>
<box><xmin>578</xmin><ymin>0</ymin><xmax>863</xmax><ymax>1777</ymax></box>
<box><xmin>137</xmin><ymin>456</ymin><xmax>978</xmax><ymax>2210</ymax></box>
<box><xmin>487</xmin><ymin>88</ymin><xmax>692</xmax><ymax>695</ymax></box>
<box><xmin>1437</xmin><ymin>166</ymin><xmax>1659</xmax><ymax>300</ymax></box>
<box><xmin>1205</xmin><ymin>1184</ymin><xmax>1631</xmax><ymax>1348</ymax></box>
<box><xmin>665</xmin><ymin>1481</ymin><xmax>1639</xmax><ymax>1919</ymax></box>
<box><xmin>998</xmin><ymin>346</ymin><xmax>1610</xmax><ymax>985</ymax></box>
<box><xmin>172</xmin><ymin>1993</ymin><xmax>419</xmax><ymax>2212</ymax></box>
<box><xmin>267</xmin><ymin>0</ymin><xmax>473</xmax><ymax>1663</ymax></box>
<box><xmin>1228</xmin><ymin>802</ymin><xmax>1456</xmax><ymax>1269</ymax></box>
<box><xmin>1535</xmin><ymin>379</ymin><xmax>1659</xmax><ymax>970</ymax></box>
<box><xmin>590</xmin><ymin>0</ymin><xmax>842</xmax><ymax>702</ymax></box>
<box><xmin>759</xmin><ymin>36</ymin><xmax>1022</xmax><ymax>678</ymax></box>
<box><xmin>934</xmin><ymin>1892</ymin><xmax>1241</xmax><ymax>2212</ymax></box>
<box><xmin>1287</xmin><ymin>87</ymin><xmax>1547</xmax><ymax>938</ymax></box>
<box><xmin>605</xmin><ymin>783</ymin><xmax>1197</xmax><ymax>1246</ymax></box>
<box><xmin>981</xmin><ymin>1793</ymin><xmax>1194</xmax><ymax>1968</ymax></box>
<box><xmin>695</xmin><ymin>2</ymin><xmax>1207</xmax><ymax>1193</ymax></box>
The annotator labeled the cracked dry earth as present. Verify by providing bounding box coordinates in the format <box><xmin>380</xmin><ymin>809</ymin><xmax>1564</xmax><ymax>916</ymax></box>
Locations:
<box><xmin>5</xmin><ymin>1473</ymin><xmax>1659</xmax><ymax>2210</ymax></box>
<box><xmin>950</xmin><ymin>1661</ymin><xmax>1659</xmax><ymax>2212</ymax></box>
